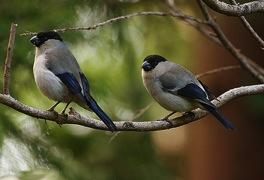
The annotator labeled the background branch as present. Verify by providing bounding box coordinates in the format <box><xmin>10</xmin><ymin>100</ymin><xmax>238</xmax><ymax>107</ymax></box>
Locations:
<box><xmin>202</xmin><ymin>0</ymin><xmax>264</xmax><ymax>16</ymax></box>
<box><xmin>196</xmin><ymin>65</ymin><xmax>241</xmax><ymax>78</ymax></box>
<box><xmin>20</xmin><ymin>11</ymin><xmax>207</xmax><ymax>36</ymax></box>
<box><xmin>3</xmin><ymin>23</ymin><xmax>17</xmax><ymax>95</ymax></box>
<box><xmin>197</xmin><ymin>0</ymin><xmax>264</xmax><ymax>83</ymax></box>
<box><xmin>230</xmin><ymin>0</ymin><xmax>264</xmax><ymax>49</ymax></box>
<box><xmin>165</xmin><ymin>0</ymin><xmax>221</xmax><ymax>45</ymax></box>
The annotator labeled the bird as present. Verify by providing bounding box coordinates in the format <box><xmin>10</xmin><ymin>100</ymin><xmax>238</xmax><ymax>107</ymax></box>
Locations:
<box><xmin>141</xmin><ymin>54</ymin><xmax>234</xmax><ymax>129</ymax></box>
<box><xmin>30</xmin><ymin>31</ymin><xmax>116</xmax><ymax>131</ymax></box>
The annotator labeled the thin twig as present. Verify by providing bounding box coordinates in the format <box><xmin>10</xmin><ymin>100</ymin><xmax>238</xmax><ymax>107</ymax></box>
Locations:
<box><xmin>0</xmin><ymin>84</ymin><xmax>263</xmax><ymax>131</ymax></box>
<box><xmin>196</xmin><ymin>65</ymin><xmax>241</xmax><ymax>78</ymax></box>
<box><xmin>20</xmin><ymin>11</ymin><xmax>207</xmax><ymax>36</ymax></box>
<box><xmin>130</xmin><ymin>103</ymin><xmax>153</xmax><ymax>121</ymax></box>
<box><xmin>229</xmin><ymin>0</ymin><xmax>264</xmax><ymax>50</ymax></box>
<box><xmin>197</xmin><ymin>0</ymin><xmax>264</xmax><ymax>83</ymax></box>
<box><xmin>3</xmin><ymin>23</ymin><xmax>17</xmax><ymax>95</ymax></box>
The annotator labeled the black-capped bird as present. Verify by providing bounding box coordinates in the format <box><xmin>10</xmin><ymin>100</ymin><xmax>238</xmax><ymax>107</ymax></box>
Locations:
<box><xmin>141</xmin><ymin>55</ymin><xmax>234</xmax><ymax>129</ymax></box>
<box><xmin>30</xmin><ymin>31</ymin><xmax>116</xmax><ymax>131</ymax></box>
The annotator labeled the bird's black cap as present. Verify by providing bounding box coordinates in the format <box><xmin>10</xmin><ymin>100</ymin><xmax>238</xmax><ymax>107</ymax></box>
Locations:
<box><xmin>142</xmin><ymin>55</ymin><xmax>167</xmax><ymax>71</ymax></box>
<box><xmin>30</xmin><ymin>31</ymin><xmax>63</xmax><ymax>47</ymax></box>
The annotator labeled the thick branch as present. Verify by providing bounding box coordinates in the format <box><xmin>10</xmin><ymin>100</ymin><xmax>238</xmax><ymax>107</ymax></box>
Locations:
<box><xmin>198</xmin><ymin>0</ymin><xmax>264</xmax><ymax>83</ymax></box>
<box><xmin>202</xmin><ymin>0</ymin><xmax>264</xmax><ymax>16</ymax></box>
<box><xmin>0</xmin><ymin>84</ymin><xmax>263</xmax><ymax>131</ymax></box>
<box><xmin>3</xmin><ymin>23</ymin><xmax>17</xmax><ymax>95</ymax></box>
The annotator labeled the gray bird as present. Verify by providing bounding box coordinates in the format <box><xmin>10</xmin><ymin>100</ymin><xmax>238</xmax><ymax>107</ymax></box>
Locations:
<box><xmin>30</xmin><ymin>31</ymin><xmax>116</xmax><ymax>131</ymax></box>
<box><xmin>141</xmin><ymin>55</ymin><xmax>234</xmax><ymax>129</ymax></box>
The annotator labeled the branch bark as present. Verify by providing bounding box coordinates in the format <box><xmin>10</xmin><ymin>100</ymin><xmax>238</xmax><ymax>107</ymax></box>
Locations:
<box><xmin>0</xmin><ymin>84</ymin><xmax>263</xmax><ymax>131</ymax></box>
<box><xmin>3</xmin><ymin>23</ymin><xmax>17</xmax><ymax>95</ymax></box>
<box><xmin>202</xmin><ymin>0</ymin><xmax>264</xmax><ymax>16</ymax></box>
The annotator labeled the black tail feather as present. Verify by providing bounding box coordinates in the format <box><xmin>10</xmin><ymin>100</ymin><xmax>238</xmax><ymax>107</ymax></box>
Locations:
<box><xmin>201</xmin><ymin>104</ymin><xmax>234</xmax><ymax>130</ymax></box>
<box><xmin>85</xmin><ymin>97</ymin><xmax>116</xmax><ymax>132</ymax></box>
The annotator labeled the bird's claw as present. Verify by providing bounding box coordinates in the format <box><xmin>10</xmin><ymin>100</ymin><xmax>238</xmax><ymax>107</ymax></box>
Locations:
<box><xmin>56</xmin><ymin>112</ymin><xmax>68</xmax><ymax>127</ymax></box>
<box><xmin>183</xmin><ymin>111</ymin><xmax>195</xmax><ymax>118</ymax></box>
<box><xmin>161</xmin><ymin>118</ymin><xmax>173</xmax><ymax>126</ymax></box>
<box><xmin>159</xmin><ymin>116</ymin><xmax>173</xmax><ymax>126</ymax></box>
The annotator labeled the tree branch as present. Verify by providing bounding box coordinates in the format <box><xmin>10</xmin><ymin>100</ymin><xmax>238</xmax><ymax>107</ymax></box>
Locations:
<box><xmin>230</xmin><ymin>0</ymin><xmax>264</xmax><ymax>49</ymax></box>
<box><xmin>5</xmin><ymin>3</ymin><xmax>264</xmax><ymax>132</ymax></box>
<box><xmin>197</xmin><ymin>0</ymin><xmax>264</xmax><ymax>83</ymax></box>
<box><xmin>3</xmin><ymin>23</ymin><xmax>17</xmax><ymax>95</ymax></box>
<box><xmin>20</xmin><ymin>11</ymin><xmax>207</xmax><ymax>36</ymax></box>
<box><xmin>202</xmin><ymin>0</ymin><xmax>264</xmax><ymax>16</ymax></box>
<box><xmin>0</xmin><ymin>84</ymin><xmax>263</xmax><ymax>131</ymax></box>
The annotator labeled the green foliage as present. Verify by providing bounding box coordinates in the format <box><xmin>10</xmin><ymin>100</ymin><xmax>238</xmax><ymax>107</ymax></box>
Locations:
<box><xmin>0</xmin><ymin>0</ymin><xmax>191</xmax><ymax>179</ymax></box>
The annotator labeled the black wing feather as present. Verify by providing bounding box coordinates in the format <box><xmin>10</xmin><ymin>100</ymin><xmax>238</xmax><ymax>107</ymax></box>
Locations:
<box><xmin>55</xmin><ymin>72</ymin><xmax>82</xmax><ymax>95</ymax></box>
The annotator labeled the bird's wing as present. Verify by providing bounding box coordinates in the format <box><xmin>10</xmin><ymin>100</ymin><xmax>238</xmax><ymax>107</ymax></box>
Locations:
<box><xmin>176</xmin><ymin>83</ymin><xmax>214</xmax><ymax>108</ymax></box>
<box><xmin>79</xmin><ymin>72</ymin><xmax>90</xmax><ymax>96</ymax></box>
<box><xmin>55</xmin><ymin>72</ymin><xmax>83</xmax><ymax>96</ymax></box>
<box><xmin>46</xmin><ymin>46</ymin><xmax>86</xmax><ymax>94</ymax></box>
<box><xmin>198</xmin><ymin>80</ymin><xmax>215</xmax><ymax>100</ymax></box>
<box><xmin>159</xmin><ymin>72</ymin><xmax>183</xmax><ymax>90</ymax></box>
<box><xmin>46</xmin><ymin>46</ymin><xmax>81</xmax><ymax>79</ymax></box>
<box><xmin>159</xmin><ymin>63</ymin><xmax>208</xmax><ymax>98</ymax></box>
<box><xmin>159</xmin><ymin>70</ymin><xmax>212</xmax><ymax>107</ymax></box>
<box><xmin>56</xmin><ymin>71</ymin><xmax>116</xmax><ymax>131</ymax></box>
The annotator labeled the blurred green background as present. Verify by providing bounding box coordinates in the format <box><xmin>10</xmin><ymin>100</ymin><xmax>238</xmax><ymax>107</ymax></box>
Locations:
<box><xmin>0</xmin><ymin>0</ymin><xmax>263</xmax><ymax>180</ymax></box>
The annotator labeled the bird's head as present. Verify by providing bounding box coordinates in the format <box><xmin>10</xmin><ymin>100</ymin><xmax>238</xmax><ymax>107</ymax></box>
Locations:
<box><xmin>142</xmin><ymin>55</ymin><xmax>167</xmax><ymax>72</ymax></box>
<box><xmin>30</xmin><ymin>31</ymin><xmax>63</xmax><ymax>47</ymax></box>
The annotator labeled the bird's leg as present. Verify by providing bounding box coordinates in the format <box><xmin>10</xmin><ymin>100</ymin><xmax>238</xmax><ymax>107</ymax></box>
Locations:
<box><xmin>61</xmin><ymin>102</ymin><xmax>71</xmax><ymax>114</ymax></box>
<box><xmin>162</xmin><ymin>111</ymin><xmax>176</xmax><ymax>121</ymax></box>
<box><xmin>48</xmin><ymin>101</ymin><xmax>61</xmax><ymax>111</ymax></box>
<box><xmin>159</xmin><ymin>111</ymin><xmax>176</xmax><ymax>126</ymax></box>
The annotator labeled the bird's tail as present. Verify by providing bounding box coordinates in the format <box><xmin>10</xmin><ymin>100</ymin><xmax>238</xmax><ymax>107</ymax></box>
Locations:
<box><xmin>202</xmin><ymin>104</ymin><xmax>234</xmax><ymax>130</ymax></box>
<box><xmin>85</xmin><ymin>96</ymin><xmax>116</xmax><ymax>132</ymax></box>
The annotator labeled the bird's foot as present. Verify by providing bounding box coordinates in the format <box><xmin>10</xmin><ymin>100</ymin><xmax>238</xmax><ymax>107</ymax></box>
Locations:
<box><xmin>69</xmin><ymin>107</ymin><xmax>78</xmax><ymax>116</ymax></box>
<box><xmin>183</xmin><ymin>111</ymin><xmax>195</xmax><ymax>118</ymax></box>
<box><xmin>159</xmin><ymin>112</ymin><xmax>176</xmax><ymax>126</ymax></box>
<box><xmin>56</xmin><ymin>113</ymin><xmax>68</xmax><ymax>127</ymax></box>
<box><xmin>159</xmin><ymin>118</ymin><xmax>173</xmax><ymax>126</ymax></box>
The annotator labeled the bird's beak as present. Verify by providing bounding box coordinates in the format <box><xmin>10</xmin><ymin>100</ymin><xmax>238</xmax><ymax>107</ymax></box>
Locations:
<box><xmin>30</xmin><ymin>35</ymin><xmax>40</xmax><ymax>47</ymax></box>
<box><xmin>142</xmin><ymin>61</ymin><xmax>152</xmax><ymax>71</ymax></box>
